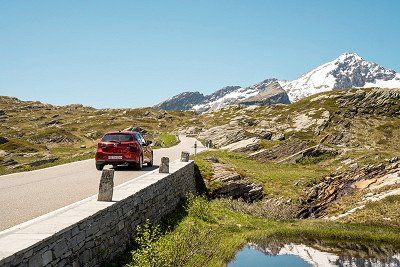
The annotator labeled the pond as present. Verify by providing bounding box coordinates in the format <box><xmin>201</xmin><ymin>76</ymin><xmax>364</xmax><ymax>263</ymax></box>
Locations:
<box><xmin>228</xmin><ymin>239</ymin><xmax>400</xmax><ymax>267</ymax></box>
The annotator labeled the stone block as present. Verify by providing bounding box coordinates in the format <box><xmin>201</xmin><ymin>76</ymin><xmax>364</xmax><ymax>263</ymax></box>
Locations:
<box><xmin>159</xmin><ymin>157</ymin><xmax>169</xmax><ymax>173</ymax></box>
<box><xmin>98</xmin><ymin>169</ymin><xmax>114</xmax><ymax>202</ymax></box>
<box><xmin>41</xmin><ymin>250</ymin><xmax>53</xmax><ymax>266</ymax></box>
<box><xmin>181</xmin><ymin>151</ymin><xmax>190</xmax><ymax>162</ymax></box>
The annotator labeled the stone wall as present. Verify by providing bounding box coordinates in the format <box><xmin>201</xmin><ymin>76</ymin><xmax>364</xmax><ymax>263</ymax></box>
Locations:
<box><xmin>0</xmin><ymin>161</ymin><xmax>195</xmax><ymax>267</ymax></box>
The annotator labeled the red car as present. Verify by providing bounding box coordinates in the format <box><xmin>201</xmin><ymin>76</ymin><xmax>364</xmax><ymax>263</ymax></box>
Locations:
<box><xmin>95</xmin><ymin>131</ymin><xmax>153</xmax><ymax>170</ymax></box>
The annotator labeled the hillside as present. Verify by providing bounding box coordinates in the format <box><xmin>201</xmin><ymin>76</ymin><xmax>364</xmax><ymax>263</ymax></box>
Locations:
<box><xmin>0</xmin><ymin>96</ymin><xmax>195</xmax><ymax>175</ymax></box>
<box><xmin>1</xmin><ymin>89</ymin><xmax>400</xmax><ymax>266</ymax></box>
<box><xmin>187</xmin><ymin>88</ymin><xmax>400</xmax><ymax>224</ymax></box>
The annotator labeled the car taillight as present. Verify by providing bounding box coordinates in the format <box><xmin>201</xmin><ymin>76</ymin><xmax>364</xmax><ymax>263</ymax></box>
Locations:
<box><xmin>127</xmin><ymin>144</ymin><xmax>137</xmax><ymax>152</ymax></box>
<box><xmin>97</xmin><ymin>143</ymin><xmax>106</xmax><ymax>150</ymax></box>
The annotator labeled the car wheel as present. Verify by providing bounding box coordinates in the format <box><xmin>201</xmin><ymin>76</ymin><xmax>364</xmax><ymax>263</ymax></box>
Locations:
<box><xmin>147</xmin><ymin>152</ymin><xmax>153</xmax><ymax>167</ymax></box>
<box><xmin>96</xmin><ymin>163</ymin><xmax>104</xmax><ymax>171</ymax></box>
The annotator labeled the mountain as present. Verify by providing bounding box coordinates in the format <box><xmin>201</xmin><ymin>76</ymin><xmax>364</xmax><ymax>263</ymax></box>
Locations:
<box><xmin>155</xmin><ymin>52</ymin><xmax>400</xmax><ymax>112</ymax></box>
<box><xmin>154</xmin><ymin>91</ymin><xmax>205</xmax><ymax>110</ymax></box>
<box><xmin>192</xmin><ymin>79</ymin><xmax>290</xmax><ymax>113</ymax></box>
<box><xmin>240</xmin><ymin>79</ymin><xmax>290</xmax><ymax>106</ymax></box>
<box><xmin>280</xmin><ymin>52</ymin><xmax>400</xmax><ymax>102</ymax></box>
<box><xmin>156</xmin><ymin>80</ymin><xmax>290</xmax><ymax>113</ymax></box>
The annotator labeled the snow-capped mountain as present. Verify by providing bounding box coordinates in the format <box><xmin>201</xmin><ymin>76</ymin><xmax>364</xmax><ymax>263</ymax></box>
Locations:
<box><xmin>156</xmin><ymin>80</ymin><xmax>289</xmax><ymax>113</ymax></box>
<box><xmin>155</xmin><ymin>52</ymin><xmax>400</xmax><ymax>112</ymax></box>
<box><xmin>280</xmin><ymin>52</ymin><xmax>400</xmax><ymax>102</ymax></box>
<box><xmin>154</xmin><ymin>86</ymin><xmax>241</xmax><ymax>111</ymax></box>
<box><xmin>192</xmin><ymin>79</ymin><xmax>289</xmax><ymax>112</ymax></box>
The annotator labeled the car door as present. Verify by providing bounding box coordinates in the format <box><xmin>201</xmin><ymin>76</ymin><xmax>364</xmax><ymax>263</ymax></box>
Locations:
<box><xmin>136</xmin><ymin>133</ymin><xmax>152</xmax><ymax>163</ymax></box>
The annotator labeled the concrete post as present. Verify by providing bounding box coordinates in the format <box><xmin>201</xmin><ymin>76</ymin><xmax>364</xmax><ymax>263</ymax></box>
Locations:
<box><xmin>181</xmin><ymin>151</ymin><xmax>190</xmax><ymax>162</ymax></box>
<box><xmin>159</xmin><ymin>157</ymin><xmax>169</xmax><ymax>173</ymax></box>
<box><xmin>98</xmin><ymin>169</ymin><xmax>114</xmax><ymax>201</ymax></box>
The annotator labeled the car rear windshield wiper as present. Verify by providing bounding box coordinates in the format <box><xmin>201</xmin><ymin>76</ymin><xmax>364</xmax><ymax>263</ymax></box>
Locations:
<box><xmin>107</xmin><ymin>140</ymin><xmax>120</xmax><ymax>143</ymax></box>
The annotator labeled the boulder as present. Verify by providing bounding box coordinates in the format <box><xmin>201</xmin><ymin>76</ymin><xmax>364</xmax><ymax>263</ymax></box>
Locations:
<box><xmin>271</xmin><ymin>132</ymin><xmax>285</xmax><ymax>141</ymax></box>
<box><xmin>28</xmin><ymin>155</ymin><xmax>59</xmax><ymax>167</ymax></box>
<box><xmin>184</xmin><ymin>126</ymin><xmax>202</xmax><ymax>135</ymax></box>
<box><xmin>209</xmin><ymin>162</ymin><xmax>263</xmax><ymax>202</ymax></box>
<box><xmin>84</xmin><ymin>130</ymin><xmax>102</xmax><ymax>140</ymax></box>
<box><xmin>44</xmin><ymin>119</ymin><xmax>61</xmax><ymax>126</ymax></box>
<box><xmin>221</xmin><ymin>137</ymin><xmax>260</xmax><ymax>153</ymax></box>
<box><xmin>0</xmin><ymin>150</ymin><xmax>7</xmax><ymax>157</ymax></box>
<box><xmin>198</xmin><ymin>124</ymin><xmax>246</xmax><ymax>148</ymax></box>
<box><xmin>250</xmin><ymin>128</ymin><xmax>272</xmax><ymax>140</ymax></box>
<box><xmin>0</xmin><ymin>136</ymin><xmax>8</xmax><ymax>144</ymax></box>
<box><xmin>123</xmin><ymin>126</ymin><xmax>148</xmax><ymax>134</ymax></box>
<box><xmin>1</xmin><ymin>158</ymin><xmax>18</xmax><ymax>167</ymax></box>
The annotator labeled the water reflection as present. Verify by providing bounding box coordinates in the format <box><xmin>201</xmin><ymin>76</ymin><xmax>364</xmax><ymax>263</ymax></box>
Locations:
<box><xmin>228</xmin><ymin>238</ymin><xmax>400</xmax><ymax>267</ymax></box>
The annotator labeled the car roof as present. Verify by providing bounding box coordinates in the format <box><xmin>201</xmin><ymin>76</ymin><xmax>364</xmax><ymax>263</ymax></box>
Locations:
<box><xmin>104</xmin><ymin>131</ymin><xmax>139</xmax><ymax>135</ymax></box>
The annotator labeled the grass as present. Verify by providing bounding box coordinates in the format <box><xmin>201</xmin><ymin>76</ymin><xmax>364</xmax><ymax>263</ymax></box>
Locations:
<box><xmin>340</xmin><ymin>195</ymin><xmax>400</xmax><ymax>227</ymax></box>
<box><xmin>258</xmin><ymin>139</ymin><xmax>281</xmax><ymax>149</ymax></box>
<box><xmin>0</xmin><ymin>138</ymin><xmax>45</xmax><ymax>153</ymax></box>
<box><xmin>153</xmin><ymin>134</ymin><xmax>180</xmax><ymax>149</ymax></box>
<box><xmin>121</xmin><ymin>196</ymin><xmax>400</xmax><ymax>267</ymax></box>
<box><xmin>0</xmin><ymin>151</ymin><xmax>94</xmax><ymax>176</ymax></box>
<box><xmin>194</xmin><ymin>150</ymin><xmax>330</xmax><ymax>200</ymax></box>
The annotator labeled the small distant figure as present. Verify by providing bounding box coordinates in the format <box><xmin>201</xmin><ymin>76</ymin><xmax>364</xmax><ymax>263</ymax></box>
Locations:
<box><xmin>205</xmin><ymin>140</ymin><xmax>212</xmax><ymax>148</ymax></box>
<box><xmin>194</xmin><ymin>141</ymin><xmax>197</xmax><ymax>155</ymax></box>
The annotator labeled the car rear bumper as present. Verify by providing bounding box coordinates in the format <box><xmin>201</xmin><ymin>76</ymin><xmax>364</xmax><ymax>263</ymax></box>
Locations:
<box><xmin>95</xmin><ymin>159</ymin><xmax>139</xmax><ymax>165</ymax></box>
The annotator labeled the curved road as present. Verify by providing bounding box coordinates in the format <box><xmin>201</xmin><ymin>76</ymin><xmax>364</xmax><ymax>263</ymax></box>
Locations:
<box><xmin>0</xmin><ymin>135</ymin><xmax>205</xmax><ymax>231</ymax></box>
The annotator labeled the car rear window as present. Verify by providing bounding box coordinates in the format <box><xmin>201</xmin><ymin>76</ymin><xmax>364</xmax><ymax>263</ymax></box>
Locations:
<box><xmin>101</xmin><ymin>134</ymin><xmax>134</xmax><ymax>142</ymax></box>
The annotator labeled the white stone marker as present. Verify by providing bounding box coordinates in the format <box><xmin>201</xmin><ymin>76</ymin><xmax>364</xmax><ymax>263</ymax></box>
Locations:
<box><xmin>98</xmin><ymin>169</ymin><xmax>114</xmax><ymax>201</ymax></box>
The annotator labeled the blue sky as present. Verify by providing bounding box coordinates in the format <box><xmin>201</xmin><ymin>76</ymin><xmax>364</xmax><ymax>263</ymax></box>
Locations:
<box><xmin>1</xmin><ymin>1</ymin><xmax>399</xmax><ymax>108</ymax></box>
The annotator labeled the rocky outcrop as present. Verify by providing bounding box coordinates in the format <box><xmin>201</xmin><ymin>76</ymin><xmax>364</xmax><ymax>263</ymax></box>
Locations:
<box><xmin>198</xmin><ymin>125</ymin><xmax>246</xmax><ymax>148</ymax></box>
<box><xmin>249</xmin><ymin>128</ymin><xmax>272</xmax><ymax>140</ymax></box>
<box><xmin>206</xmin><ymin>158</ymin><xmax>263</xmax><ymax>202</ymax></box>
<box><xmin>298</xmin><ymin>158</ymin><xmax>400</xmax><ymax>218</ymax></box>
<box><xmin>221</xmin><ymin>137</ymin><xmax>260</xmax><ymax>153</ymax></box>
<box><xmin>0</xmin><ymin>109</ymin><xmax>6</xmax><ymax>121</ymax></box>
<box><xmin>249</xmin><ymin>140</ymin><xmax>311</xmax><ymax>162</ymax></box>
<box><xmin>0</xmin><ymin>158</ymin><xmax>18</xmax><ymax>167</ymax></box>
<box><xmin>336</xmin><ymin>88</ymin><xmax>400</xmax><ymax>117</ymax></box>
<box><xmin>278</xmin><ymin>145</ymin><xmax>338</xmax><ymax>163</ymax></box>
<box><xmin>28</xmin><ymin>155</ymin><xmax>59</xmax><ymax>167</ymax></box>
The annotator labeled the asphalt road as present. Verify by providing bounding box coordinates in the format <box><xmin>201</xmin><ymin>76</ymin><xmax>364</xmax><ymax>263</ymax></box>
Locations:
<box><xmin>0</xmin><ymin>135</ymin><xmax>205</xmax><ymax>231</ymax></box>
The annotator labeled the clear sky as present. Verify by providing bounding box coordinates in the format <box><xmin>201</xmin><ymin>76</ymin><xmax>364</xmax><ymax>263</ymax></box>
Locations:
<box><xmin>1</xmin><ymin>1</ymin><xmax>399</xmax><ymax>108</ymax></box>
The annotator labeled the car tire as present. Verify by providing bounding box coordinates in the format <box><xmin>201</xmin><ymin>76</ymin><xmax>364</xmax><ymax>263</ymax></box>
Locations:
<box><xmin>136</xmin><ymin>155</ymin><xmax>143</xmax><ymax>170</ymax></box>
<box><xmin>147</xmin><ymin>152</ymin><xmax>153</xmax><ymax>167</ymax></box>
<box><xmin>96</xmin><ymin>163</ymin><xmax>104</xmax><ymax>171</ymax></box>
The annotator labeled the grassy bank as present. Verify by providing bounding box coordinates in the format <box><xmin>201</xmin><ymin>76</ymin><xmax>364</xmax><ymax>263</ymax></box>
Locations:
<box><xmin>120</xmin><ymin>196</ymin><xmax>400</xmax><ymax>267</ymax></box>
<box><xmin>153</xmin><ymin>134</ymin><xmax>180</xmax><ymax>149</ymax></box>
<box><xmin>194</xmin><ymin>150</ymin><xmax>332</xmax><ymax>200</ymax></box>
